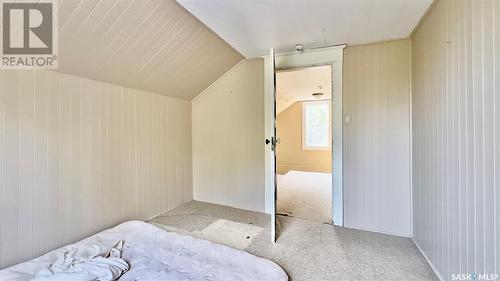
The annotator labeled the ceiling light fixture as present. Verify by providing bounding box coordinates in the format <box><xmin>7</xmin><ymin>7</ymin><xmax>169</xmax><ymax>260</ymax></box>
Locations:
<box><xmin>312</xmin><ymin>92</ymin><xmax>324</xmax><ymax>99</ymax></box>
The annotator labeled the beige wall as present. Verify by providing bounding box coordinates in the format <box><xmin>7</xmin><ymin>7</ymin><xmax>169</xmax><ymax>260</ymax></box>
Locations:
<box><xmin>412</xmin><ymin>0</ymin><xmax>499</xmax><ymax>279</ymax></box>
<box><xmin>276</xmin><ymin>101</ymin><xmax>331</xmax><ymax>174</ymax></box>
<box><xmin>192</xmin><ymin>59</ymin><xmax>265</xmax><ymax>213</ymax></box>
<box><xmin>343</xmin><ymin>39</ymin><xmax>411</xmax><ymax>236</ymax></box>
<box><xmin>0</xmin><ymin>70</ymin><xmax>192</xmax><ymax>268</ymax></box>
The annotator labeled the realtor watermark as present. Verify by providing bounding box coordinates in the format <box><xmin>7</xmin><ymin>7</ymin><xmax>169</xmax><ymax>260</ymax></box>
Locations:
<box><xmin>1</xmin><ymin>0</ymin><xmax>58</xmax><ymax>69</ymax></box>
<box><xmin>451</xmin><ymin>273</ymin><xmax>499</xmax><ymax>281</ymax></box>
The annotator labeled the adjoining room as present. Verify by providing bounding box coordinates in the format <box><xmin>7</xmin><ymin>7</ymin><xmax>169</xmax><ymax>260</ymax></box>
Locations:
<box><xmin>275</xmin><ymin>66</ymin><xmax>333</xmax><ymax>223</ymax></box>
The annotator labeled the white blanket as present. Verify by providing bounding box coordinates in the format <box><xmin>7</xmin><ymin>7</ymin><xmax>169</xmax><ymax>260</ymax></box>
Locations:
<box><xmin>32</xmin><ymin>240</ymin><xmax>128</xmax><ymax>281</ymax></box>
<box><xmin>0</xmin><ymin>221</ymin><xmax>288</xmax><ymax>281</ymax></box>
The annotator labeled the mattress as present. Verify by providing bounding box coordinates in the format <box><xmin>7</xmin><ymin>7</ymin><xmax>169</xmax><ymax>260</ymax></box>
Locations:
<box><xmin>0</xmin><ymin>221</ymin><xmax>288</xmax><ymax>281</ymax></box>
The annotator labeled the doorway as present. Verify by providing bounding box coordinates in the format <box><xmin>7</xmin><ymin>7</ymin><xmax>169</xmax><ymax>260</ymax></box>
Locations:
<box><xmin>264</xmin><ymin>45</ymin><xmax>345</xmax><ymax>242</ymax></box>
<box><xmin>275</xmin><ymin>66</ymin><xmax>333</xmax><ymax>223</ymax></box>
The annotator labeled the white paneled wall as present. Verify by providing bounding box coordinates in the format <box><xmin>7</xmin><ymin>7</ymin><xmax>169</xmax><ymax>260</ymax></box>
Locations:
<box><xmin>412</xmin><ymin>0</ymin><xmax>499</xmax><ymax>279</ymax></box>
<box><xmin>192</xmin><ymin>59</ymin><xmax>265</xmax><ymax>213</ymax></box>
<box><xmin>343</xmin><ymin>39</ymin><xmax>412</xmax><ymax>237</ymax></box>
<box><xmin>0</xmin><ymin>70</ymin><xmax>192</xmax><ymax>268</ymax></box>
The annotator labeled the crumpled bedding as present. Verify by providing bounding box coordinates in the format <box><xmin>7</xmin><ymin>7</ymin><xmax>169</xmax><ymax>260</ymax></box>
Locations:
<box><xmin>0</xmin><ymin>221</ymin><xmax>288</xmax><ymax>281</ymax></box>
<box><xmin>32</xmin><ymin>240</ymin><xmax>128</xmax><ymax>281</ymax></box>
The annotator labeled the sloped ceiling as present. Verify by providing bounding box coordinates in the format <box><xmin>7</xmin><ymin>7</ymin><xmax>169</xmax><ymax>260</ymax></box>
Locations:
<box><xmin>177</xmin><ymin>0</ymin><xmax>433</xmax><ymax>58</ymax></box>
<box><xmin>56</xmin><ymin>0</ymin><xmax>243</xmax><ymax>100</ymax></box>
<box><xmin>276</xmin><ymin>66</ymin><xmax>331</xmax><ymax>115</ymax></box>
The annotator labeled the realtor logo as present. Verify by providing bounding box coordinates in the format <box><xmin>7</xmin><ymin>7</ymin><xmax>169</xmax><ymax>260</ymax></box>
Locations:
<box><xmin>1</xmin><ymin>0</ymin><xmax>58</xmax><ymax>69</ymax></box>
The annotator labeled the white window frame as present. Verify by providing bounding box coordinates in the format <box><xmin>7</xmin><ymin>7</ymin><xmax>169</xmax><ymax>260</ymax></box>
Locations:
<box><xmin>301</xmin><ymin>100</ymin><xmax>332</xmax><ymax>151</ymax></box>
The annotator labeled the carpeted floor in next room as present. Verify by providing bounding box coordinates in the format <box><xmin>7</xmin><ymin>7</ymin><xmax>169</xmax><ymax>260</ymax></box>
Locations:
<box><xmin>148</xmin><ymin>201</ymin><xmax>437</xmax><ymax>281</ymax></box>
<box><xmin>277</xmin><ymin>170</ymin><xmax>332</xmax><ymax>223</ymax></box>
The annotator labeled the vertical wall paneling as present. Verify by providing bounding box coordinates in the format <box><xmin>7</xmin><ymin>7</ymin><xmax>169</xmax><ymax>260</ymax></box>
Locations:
<box><xmin>412</xmin><ymin>0</ymin><xmax>499</xmax><ymax>279</ymax></box>
<box><xmin>192</xmin><ymin>59</ymin><xmax>265</xmax><ymax>213</ymax></box>
<box><xmin>0</xmin><ymin>69</ymin><xmax>2</xmax><ymax>268</ymax></box>
<box><xmin>0</xmin><ymin>70</ymin><xmax>192</xmax><ymax>268</ymax></box>
<box><xmin>18</xmin><ymin>70</ymin><xmax>35</xmax><ymax>263</ymax></box>
<box><xmin>54</xmin><ymin>0</ymin><xmax>243</xmax><ymax>100</ymax></box>
<box><xmin>343</xmin><ymin>39</ymin><xmax>412</xmax><ymax>237</ymax></box>
<box><xmin>1</xmin><ymin>71</ymin><xmax>20</xmax><ymax>267</ymax></box>
<box><xmin>495</xmin><ymin>0</ymin><xmax>500</xmax><ymax>276</ymax></box>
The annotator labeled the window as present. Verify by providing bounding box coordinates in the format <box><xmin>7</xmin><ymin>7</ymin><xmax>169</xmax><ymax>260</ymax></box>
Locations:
<box><xmin>302</xmin><ymin>101</ymin><xmax>331</xmax><ymax>150</ymax></box>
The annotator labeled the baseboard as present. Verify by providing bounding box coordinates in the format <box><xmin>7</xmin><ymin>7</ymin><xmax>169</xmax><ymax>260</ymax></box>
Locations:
<box><xmin>191</xmin><ymin>198</ymin><xmax>267</xmax><ymax>214</ymax></box>
<box><xmin>144</xmin><ymin>210</ymin><xmax>168</xmax><ymax>222</ymax></box>
<box><xmin>344</xmin><ymin>225</ymin><xmax>411</xmax><ymax>238</ymax></box>
<box><xmin>144</xmin><ymin>199</ymin><xmax>191</xmax><ymax>222</ymax></box>
<box><xmin>277</xmin><ymin>164</ymin><xmax>331</xmax><ymax>174</ymax></box>
<box><xmin>412</xmin><ymin>238</ymin><xmax>444</xmax><ymax>281</ymax></box>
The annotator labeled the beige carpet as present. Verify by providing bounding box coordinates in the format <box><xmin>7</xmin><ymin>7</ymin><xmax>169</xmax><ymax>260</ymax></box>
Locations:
<box><xmin>277</xmin><ymin>170</ymin><xmax>332</xmax><ymax>223</ymax></box>
<box><xmin>149</xmin><ymin>201</ymin><xmax>437</xmax><ymax>281</ymax></box>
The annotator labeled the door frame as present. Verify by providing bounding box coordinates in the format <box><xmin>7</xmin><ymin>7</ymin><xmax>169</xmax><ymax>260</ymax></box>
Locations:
<box><xmin>264</xmin><ymin>44</ymin><xmax>346</xmax><ymax>227</ymax></box>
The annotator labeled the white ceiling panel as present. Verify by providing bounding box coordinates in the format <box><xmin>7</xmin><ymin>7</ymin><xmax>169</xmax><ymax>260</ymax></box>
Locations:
<box><xmin>55</xmin><ymin>0</ymin><xmax>243</xmax><ymax>100</ymax></box>
<box><xmin>177</xmin><ymin>0</ymin><xmax>433</xmax><ymax>58</ymax></box>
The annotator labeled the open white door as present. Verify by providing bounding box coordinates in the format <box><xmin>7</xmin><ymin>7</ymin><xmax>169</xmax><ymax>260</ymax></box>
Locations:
<box><xmin>265</xmin><ymin>48</ymin><xmax>277</xmax><ymax>243</ymax></box>
<box><xmin>264</xmin><ymin>46</ymin><xmax>345</xmax><ymax>231</ymax></box>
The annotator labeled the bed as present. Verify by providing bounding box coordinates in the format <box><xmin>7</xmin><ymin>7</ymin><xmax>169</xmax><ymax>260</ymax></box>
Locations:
<box><xmin>0</xmin><ymin>221</ymin><xmax>288</xmax><ymax>281</ymax></box>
